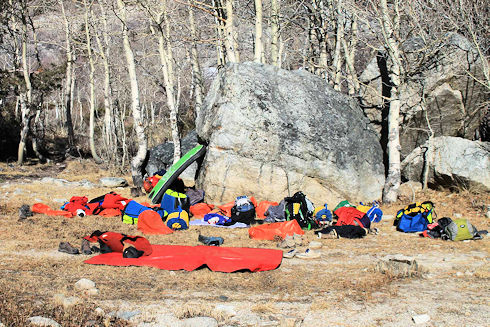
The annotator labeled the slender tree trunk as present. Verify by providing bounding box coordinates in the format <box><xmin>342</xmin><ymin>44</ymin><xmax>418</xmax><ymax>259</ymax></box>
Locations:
<box><xmin>380</xmin><ymin>0</ymin><xmax>402</xmax><ymax>203</ymax></box>
<box><xmin>342</xmin><ymin>16</ymin><xmax>359</xmax><ymax>95</ymax></box>
<box><xmin>332</xmin><ymin>0</ymin><xmax>343</xmax><ymax>90</ymax></box>
<box><xmin>224</xmin><ymin>0</ymin><xmax>239</xmax><ymax>63</ymax></box>
<box><xmin>59</xmin><ymin>0</ymin><xmax>75</xmax><ymax>148</ymax></box>
<box><xmin>84</xmin><ymin>0</ymin><xmax>102</xmax><ymax>164</ymax></box>
<box><xmin>270</xmin><ymin>0</ymin><xmax>280</xmax><ymax>66</ymax></box>
<box><xmin>188</xmin><ymin>1</ymin><xmax>204</xmax><ymax>116</ymax></box>
<box><xmin>212</xmin><ymin>0</ymin><xmax>226</xmax><ymax>66</ymax></box>
<box><xmin>117</xmin><ymin>0</ymin><xmax>147</xmax><ymax>187</ymax></box>
<box><xmin>18</xmin><ymin>13</ymin><xmax>32</xmax><ymax>165</ymax></box>
<box><xmin>254</xmin><ymin>0</ymin><xmax>264</xmax><ymax>63</ymax></box>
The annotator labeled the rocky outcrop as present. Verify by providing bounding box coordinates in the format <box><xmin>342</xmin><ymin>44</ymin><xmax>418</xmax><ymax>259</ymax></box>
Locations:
<box><xmin>196</xmin><ymin>62</ymin><xmax>385</xmax><ymax>205</ymax></box>
<box><xmin>359</xmin><ymin>33</ymin><xmax>488</xmax><ymax>157</ymax></box>
<box><xmin>402</xmin><ymin>136</ymin><xmax>490</xmax><ymax>191</ymax></box>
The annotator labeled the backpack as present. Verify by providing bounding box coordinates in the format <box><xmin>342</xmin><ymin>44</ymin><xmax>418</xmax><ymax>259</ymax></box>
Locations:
<box><xmin>334</xmin><ymin>206</ymin><xmax>371</xmax><ymax>229</ymax></box>
<box><xmin>230</xmin><ymin>196</ymin><xmax>256</xmax><ymax>225</ymax></box>
<box><xmin>284</xmin><ymin>191</ymin><xmax>317</xmax><ymax>230</ymax></box>
<box><xmin>164</xmin><ymin>209</ymin><xmax>189</xmax><ymax>230</ymax></box>
<box><xmin>313</xmin><ymin>204</ymin><xmax>332</xmax><ymax>226</ymax></box>
<box><xmin>395</xmin><ymin>201</ymin><xmax>436</xmax><ymax>233</ymax></box>
<box><xmin>161</xmin><ymin>189</ymin><xmax>190</xmax><ymax>214</ymax></box>
<box><xmin>122</xmin><ymin>200</ymin><xmax>165</xmax><ymax>225</ymax></box>
<box><xmin>438</xmin><ymin>217</ymin><xmax>479</xmax><ymax>241</ymax></box>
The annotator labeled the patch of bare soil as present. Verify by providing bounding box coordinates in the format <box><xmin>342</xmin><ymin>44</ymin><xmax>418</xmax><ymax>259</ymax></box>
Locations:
<box><xmin>0</xmin><ymin>161</ymin><xmax>488</xmax><ymax>327</ymax></box>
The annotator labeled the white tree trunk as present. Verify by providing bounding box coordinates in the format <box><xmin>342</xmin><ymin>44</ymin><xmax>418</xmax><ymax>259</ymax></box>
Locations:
<box><xmin>380</xmin><ymin>0</ymin><xmax>402</xmax><ymax>203</ymax></box>
<box><xmin>84</xmin><ymin>0</ymin><xmax>102</xmax><ymax>164</ymax></box>
<box><xmin>224</xmin><ymin>0</ymin><xmax>239</xmax><ymax>63</ymax></box>
<box><xmin>254</xmin><ymin>0</ymin><xmax>264</xmax><ymax>63</ymax></box>
<box><xmin>117</xmin><ymin>0</ymin><xmax>147</xmax><ymax>187</ymax></box>
<box><xmin>331</xmin><ymin>0</ymin><xmax>343</xmax><ymax>90</ymax></box>
<box><xmin>188</xmin><ymin>1</ymin><xmax>204</xmax><ymax>116</ymax></box>
<box><xmin>270</xmin><ymin>0</ymin><xmax>280</xmax><ymax>66</ymax></box>
<box><xmin>18</xmin><ymin>14</ymin><xmax>32</xmax><ymax>165</ymax></box>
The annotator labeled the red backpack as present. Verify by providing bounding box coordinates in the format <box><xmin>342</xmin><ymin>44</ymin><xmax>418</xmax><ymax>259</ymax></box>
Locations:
<box><xmin>335</xmin><ymin>206</ymin><xmax>371</xmax><ymax>229</ymax></box>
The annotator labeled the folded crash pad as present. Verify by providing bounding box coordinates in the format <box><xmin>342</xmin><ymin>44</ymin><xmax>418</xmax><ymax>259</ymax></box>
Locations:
<box><xmin>249</xmin><ymin>220</ymin><xmax>304</xmax><ymax>240</ymax></box>
<box><xmin>84</xmin><ymin>245</ymin><xmax>282</xmax><ymax>272</ymax></box>
<box><xmin>137</xmin><ymin>210</ymin><xmax>174</xmax><ymax>235</ymax></box>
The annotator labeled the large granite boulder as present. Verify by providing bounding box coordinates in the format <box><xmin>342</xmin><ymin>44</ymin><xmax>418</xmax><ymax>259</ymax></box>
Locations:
<box><xmin>196</xmin><ymin>62</ymin><xmax>385</xmax><ymax>205</ymax></box>
<box><xmin>359</xmin><ymin>33</ymin><xmax>488</xmax><ymax>157</ymax></box>
<box><xmin>402</xmin><ymin>136</ymin><xmax>490</xmax><ymax>191</ymax></box>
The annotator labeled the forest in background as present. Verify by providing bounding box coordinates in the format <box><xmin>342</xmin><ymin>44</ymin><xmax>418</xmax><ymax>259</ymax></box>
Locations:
<box><xmin>0</xmin><ymin>0</ymin><xmax>488</xmax><ymax>201</ymax></box>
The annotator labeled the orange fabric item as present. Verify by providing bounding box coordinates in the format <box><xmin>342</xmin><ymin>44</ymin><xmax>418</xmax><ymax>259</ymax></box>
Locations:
<box><xmin>189</xmin><ymin>203</ymin><xmax>215</xmax><ymax>219</ymax></box>
<box><xmin>137</xmin><ymin>210</ymin><xmax>174</xmax><ymax>235</ymax></box>
<box><xmin>256</xmin><ymin>201</ymin><xmax>279</xmax><ymax>219</ymax></box>
<box><xmin>101</xmin><ymin>193</ymin><xmax>129</xmax><ymax>210</ymax></box>
<box><xmin>218</xmin><ymin>201</ymin><xmax>234</xmax><ymax>217</ymax></box>
<box><xmin>249</xmin><ymin>220</ymin><xmax>304</xmax><ymax>240</ymax></box>
<box><xmin>32</xmin><ymin>203</ymin><xmax>73</xmax><ymax>218</ymax></box>
<box><xmin>249</xmin><ymin>196</ymin><xmax>258</xmax><ymax>207</ymax></box>
<box><xmin>98</xmin><ymin>208</ymin><xmax>122</xmax><ymax>217</ymax></box>
<box><xmin>140</xmin><ymin>202</ymin><xmax>160</xmax><ymax>208</ymax></box>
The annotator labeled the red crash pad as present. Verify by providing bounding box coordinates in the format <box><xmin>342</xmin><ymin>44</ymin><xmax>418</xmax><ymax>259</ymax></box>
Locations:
<box><xmin>84</xmin><ymin>245</ymin><xmax>282</xmax><ymax>272</ymax></box>
<box><xmin>249</xmin><ymin>220</ymin><xmax>304</xmax><ymax>240</ymax></box>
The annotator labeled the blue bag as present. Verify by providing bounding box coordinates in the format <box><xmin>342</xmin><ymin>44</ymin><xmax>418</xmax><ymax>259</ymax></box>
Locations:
<box><xmin>397</xmin><ymin>212</ymin><xmax>428</xmax><ymax>233</ymax></box>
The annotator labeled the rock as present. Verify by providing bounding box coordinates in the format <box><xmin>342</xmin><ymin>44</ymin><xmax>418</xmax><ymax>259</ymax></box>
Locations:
<box><xmin>215</xmin><ymin>304</ymin><xmax>236</xmax><ymax>316</ymax></box>
<box><xmin>99</xmin><ymin>177</ymin><xmax>128</xmax><ymax>188</ymax></box>
<box><xmin>74</xmin><ymin>278</ymin><xmax>96</xmax><ymax>291</ymax></box>
<box><xmin>83</xmin><ymin>288</ymin><xmax>99</xmax><ymax>296</ymax></box>
<box><xmin>145</xmin><ymin>130</ymin><xmax>200</xmax><ymax>177</ymax></box>
<box><xmin>359</xmin><ymin>33</ymin><xmax>487</xmax><ymax>156</ymax></box>
<box><xmin>52</xmin><ymin>294</ymin><xmax>81</xmax><ymax>309</ymax></box>
<box><xmin>308</xmin><ymin>241</ymin><xmax>322</xmax><ymax>249</ymax></box>
<box><xmin>279</xmin><ymin>316</ymin><xmax>299</xmax><ymax>327</ymax></box>
<box><xmin>398</xmin><ymin>181</ymin><xmax>422</xmax><ymax>201</ymax></box>
<box><xmin>27</xmin><ymin>316</ymin><xmax>61</xmax><ymax>327</ymax></box>
<box><xmin>77</xmin><ymin>180</ymin><xmax>97</xmax><ymax>188</ymax></box>
<box><xmin>454</xmin><ymin>213</ymin><xmax>462</xmax><ymax>218</ymax></box>
<box><xmin>196</xmin><ymin>62</ymin><xmax>385</xmax><ymax>205</ymax></box>
<box><xmin>94</xmin><ymin>307</ymin><xmax>105</xmax><ymax>316</ymax></box>
<box><xmin>486</xmin><ymin>210</ymin><xmax>490</xmax><ymax>219</ymax></box>
<box><xmin>412</xmin><ymin>314</ymin><xmax>430</xmax><ymax>324</ymax></box>
<box><xmin>110</xmin><ymin>310</ymin><xmax>141</xmax><ymax>321</ymax></box>
<box><xmin>181</xmin><ymin>317</ymin><xmax>218</xmax><ymax>327</ymax></box>
<box><xmin>402</xmin><ymin>137</ymin><xmax>490</xmax><ymax>191</ymax></box>
<box><xmin>139</xmin><ymin>314</ymin><xmax>182</xmax><ymax>327</ymax></box>
<box><xmin>375</xmin><ymin>256</ymin><xmax>422</xmax><ymax>278</ymax></box>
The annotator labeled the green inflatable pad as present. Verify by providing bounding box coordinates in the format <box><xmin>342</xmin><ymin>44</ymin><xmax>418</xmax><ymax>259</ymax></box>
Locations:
<box><xmin>149</xmin><ymin>144</ymin><xmax>206</xmax><ymax>204</ymax></box>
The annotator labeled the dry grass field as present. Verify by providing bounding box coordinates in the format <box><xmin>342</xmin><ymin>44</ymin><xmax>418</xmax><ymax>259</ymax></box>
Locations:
<box><xmin>0</xmin><ymin>160</ymin><xmax>488</xmax><ymax>327</ymax></box>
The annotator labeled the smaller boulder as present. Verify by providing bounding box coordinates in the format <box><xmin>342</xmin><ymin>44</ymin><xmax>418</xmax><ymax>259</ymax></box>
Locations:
<box><xmin>74</xmin><ymin>278</ymin><xmax>96</xmax><ymax>291</ymax></box>
<box><xmin>99</xmin><ymin>177</ymin><xmax>128</xmax><ymax>188</ymax></box>
<box><xmin>181</xmin><ymin>317</ymin><xmax>218</xmax><ymax>327</ymax></box>
<box><xmin>27</xmin><ymin>316</ymin><xmax>61</xmax><ymax>327</ymax></box>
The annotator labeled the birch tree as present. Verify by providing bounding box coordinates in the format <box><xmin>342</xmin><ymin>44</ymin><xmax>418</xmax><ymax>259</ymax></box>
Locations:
<box><xmin>270</xmin><ymin>0</ymin><xmax>280</xmax><ymax>66</ymax></box>
<box><xmin>117</xmin><ymin>0</ymin><xmax>147</xmax><ymax>187</ymax></box>
<box><xmin>84</xmin><ymin>0</ymin><xmax>102</xmax><ymax>163</ymax></box>
<box><xmin>188</xmin><ymin>1</ymin><xmax>204</xmax><ymax>115</ymax></box>
<box><xmin>224</xmin><ymin>0</ymin><xmax>239</xmax><ymax>63</ymax></box>
<box><xmin>254</xmin><ymin>0</ymin><xmax>264</xmax><ymax>63</ymax></box>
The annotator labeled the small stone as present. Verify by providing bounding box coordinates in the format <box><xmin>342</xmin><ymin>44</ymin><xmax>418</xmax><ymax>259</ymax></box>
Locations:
<box><xmin>94</xmin><ymin>308</ymin><xmax>105</xmax><ymax>316</ymax></box>
<box><xmin>169</xmin><ymin>271</ymin><xmax>176</xmax><ymax>276</ymax></box>
<box><xmin>412</xmin><ymin>314</ymin><xmax>430</xmax><ymax>324</ymax></box>
<box><xmin>485</xmin><ymin>211</ymin><xmax>490</xmax><ymax>219</ymax></box>
<box><xmin>83</xmin><ymin>288</ymin><xmax>99</xmax><ymax>297</ymax></box>
<box><xmin>465</xmin><ymin>271</ymin><xmax>474</xmax><ymax>276</ymax></box>
<box><xmin>456</xmin><ymin>272</ymin><xmax>464</xmax><ymax>277</ymax></box>
<box><xmin>181</xmin><ymin>317</ymin><xmax>218</xmax><ymax>327</ymax></box>
<box><xmin>27</xmin><ymin>316</ymin><xmax>61</xmax><ymax>327</ymax></box>
<box><xmin>74</xmin><ymin>278</ymin><xmax>96</xmax><ymax>291</ymax></box>
<box><xmin>308</xmin><ymin>241</ymin><xmax>322</xmax><ymax>249</ymax></box>
<box><xmin>99</xmin><ymin>177</ymin><xmax>128</xmax><ymax>188</ymax></box>
<box><xmin>218</xmin><ymin>295</ymin><xmax>229</xmax><ymax>301</ymax></box>
<box><xmin>114</xmin><ymin>310</ymin><xmax>141</xmax><ymax>320</ymax></box>
<box><xmin>454</xmin><ymin>213</ymin><xmax>462</xmax><ymax>218</ymax></box>
<box><xmin>215</xmin><ymin>304</ymin><xmax>236</xmax><ymax>316</ymax></box>
<box><xmin>53</xmin><ymin>294</ymin><xmax>80</xmax><ymax>309</ymax></box>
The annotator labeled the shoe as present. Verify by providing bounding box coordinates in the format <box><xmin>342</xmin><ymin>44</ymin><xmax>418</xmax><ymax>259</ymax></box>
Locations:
<box><xmin>81</xmin><ymin>239</ymin><xmax>93</xmax><ymax>255</ymax></box>
<box><xmin>198</xmin><ymin>234</ymin><xmax>224</xmax><ymax>246</ymax></box>
<box><xmin>296</xmin><ymin>248</ymin><xmax>321</xmax><ymax>259</ymax></box>
<box><xmin>19</xmin><ymin>204</ymin><xmax>33</xmax><ymax>220</ymax></box>
<box><xmin>277</xmin><ymin>235</ymin><xmax>295</xmax><ymax>248</ymax></box>
<box><xmin>308</xmin><ymin>241</ymin><xmax>322</xmax><ymax>249</ymax></box>
<box><xmin>283</xmin><ymin>249</ymin><xmax>297</xmax><ymax>258</ymax></box>
<box><xmin>368</xmin><ymin>227</ymin><xmax>379</xmax><ymax>235</ymax></box>
<box><xmin>58</xmin><ymin>242</ymin><xmax>80</xmax><ymax>255</ymax></box>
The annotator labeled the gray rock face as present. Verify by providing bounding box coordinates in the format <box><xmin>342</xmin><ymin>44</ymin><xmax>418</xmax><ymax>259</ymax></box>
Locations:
<box><xmin>145</xmin><ymin>130</ymin><xmax>199</xmax><ymax>177</ymax></box>
<box><xmin>27</xmin><ymin>316</ymin><xmax>61</xmax><ymax>327</ymax></box>
<box><xmin>402</xmin><ymin>136</ymin><xmax>490</xmax><ymax>191</ymax></box>
<box><xmin>99</xmin><ymin>177</ymin><xmax>128</xmax><ymax>188</ymax></box>
<box><xmin>359</xmin><ymin>33</ymin><xmax>487</xmax><ymax>157</ymax></box>
<box><xmin>196</xmin><ymin>62</ymin><xmax>385</xmax><ymax>205</ymax></box>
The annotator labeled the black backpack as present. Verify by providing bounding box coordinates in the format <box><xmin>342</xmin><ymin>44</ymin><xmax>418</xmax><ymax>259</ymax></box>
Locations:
<box><xmin>230</xmin><ymin>196</ymin><xmax>256</xmax><ymax>225</ymax></box>
<box><xmin>284</xmin><ymin>191</ymin><xmax>317</xmax><ymax>230</ymax></box>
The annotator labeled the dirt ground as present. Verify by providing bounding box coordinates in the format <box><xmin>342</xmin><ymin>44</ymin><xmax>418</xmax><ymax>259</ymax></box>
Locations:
<box><xmin>0</xmin><ymin>160</ymin><xmax>488</xmax><ymax>327</ymax></box>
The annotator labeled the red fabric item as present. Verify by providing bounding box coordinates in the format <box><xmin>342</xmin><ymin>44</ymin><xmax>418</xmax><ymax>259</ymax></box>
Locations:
<box><xmin>218</xmin><ymin>201</ymin><xmax>234</xmax><ymax>217</ymax></box>
<box><xmin>189</xmin><ymin>203</ymin><xmax>215</xmax><ymax>219</ymax></box>
<box><xmin>32</xmin><ymin>203</ymin><xmax>73</xmax><ymax>218</ymax></box>
<box><xmin>249</xmin><ymin>196</ymin><xmax>258</xmax><ymax>207</ymax></box>
<box><xmin>335</xmin><ymin>206</ymin><xmax>366</xmax><ymax>228</ymax></box>
<box><xmin>256</xmin><ymin>201</ymin><xmax>279</xmax><ymax>219</ymax></box>
<box><xmin>63</xmin><ymin>196</ymin><xmax>90</xmax><ymax>215</ymax></box>
<box><xmin>98</xmin><ymin>208</ymin><xmax>122</xmax><ymax>217</ymax></box>
<box><xmin>84</xmin><ymin>231</ymin><xmax>152</xmax><ymax>256</ymax></box>
<box><xmin>249</xmin><ymin>220</ymin><xmax>304</xmax><ymax>240</ymax></box>
<box><xmin>84</xmin><ymin>245</ymin><xmax>282</xmax><ymax>272</ymax></box>
<box><xmin>137</xmin><ymin>210</ymin><xmax>174</xmax><ymax>235</ymax></box>
<box><xmin>150</xmin><ymin>175</ymin><xmax>161</xmax><ymax>187</ymax></box>
<box><xmin>101</xmin><ymin>193</ymin><xmax>129</xmax><ymax>210</ymax></box>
